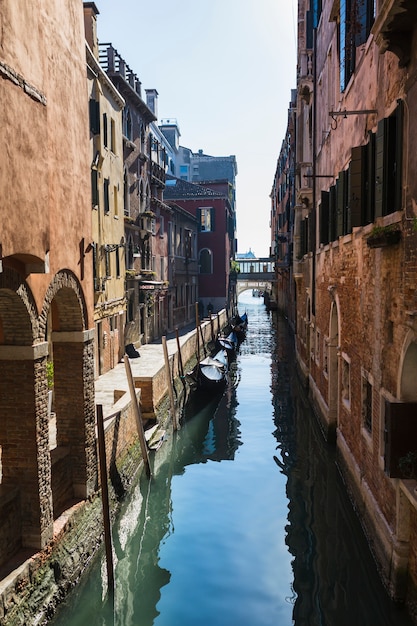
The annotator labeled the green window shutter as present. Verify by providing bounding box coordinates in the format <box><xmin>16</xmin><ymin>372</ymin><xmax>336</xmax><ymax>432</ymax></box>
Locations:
<box><xmin>350</xmin><ymin>146</ymin><xmax>364</xmax><ymax>228</ymax></box>
<box><xmin>336</xmin><ymin>175</ymin><xmax>344</xmax><ymax>237</ymax></box>
<box><xmin>375</xmin><ymin>118</ymin><xmax>386</xmax><ymax>218</ymax></box>
<box><xmin>210</xmin><ymin>207</ymin><xmax>216</xmax><ymax>232</ymax></box>
<box><xmin>389</xmin><ymin>100</ymin><xmax>403</xmax><ymax>214</ymax></box>
<box><xmin>329</xmin><ymin>185</ymin><xmax>337</xmax><ymax>242</ymax></box>
<box><xmin>320</xmin><ymin>190</ymin><xmax>330</xmax><ymax>245</ymax></box>
<box><xmin>364</xmin><ymin>135</ymin><xmax>375</xmax><ymax>224</ymax></box>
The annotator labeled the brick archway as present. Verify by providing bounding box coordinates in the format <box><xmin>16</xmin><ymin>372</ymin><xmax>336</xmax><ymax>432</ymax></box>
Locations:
<box><xmin>0</xmin><ymin>269</ymin><xmax>52</xmax><ymax>563</ymax></box>
<box><xmin>42</xmin><ymin>271</ymin><xmax>97</xmax><ymax>519</ymax></box>
<box><xmin>0</xmin><ymin>269</ymin><xmax>96</xmax><ymax>569</ymax></box>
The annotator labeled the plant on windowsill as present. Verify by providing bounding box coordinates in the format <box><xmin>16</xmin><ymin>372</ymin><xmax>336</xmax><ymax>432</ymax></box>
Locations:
<box><xmin>126</xmin><ymin>268</ymin><xmax>139</xmax><ymax>279</ymax></box>
<box><xmin>398</xmin><ymin>451</ymin><xmax>417</xmax><ymax>480</ymax></box>
<box><xmin>367</xmin><ymin>224</ymin><xmax>401</xmax><ymax>248</ymax></box>
<box><xmin>230</xmin><ymin>260</ymin><xmax>240</xmax><ymax>275</ymax></box>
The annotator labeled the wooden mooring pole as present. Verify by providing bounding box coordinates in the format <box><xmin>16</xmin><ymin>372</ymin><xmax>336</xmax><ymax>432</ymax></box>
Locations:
<box><xmin>195</xmin><ymin>302</ymin><xmax>201</xmax><ymax>362</ymax></box>
<box><xmin>96</xmin><ymin>404</ymin><xmax>114</xmax><ymax>596</ymax></box>
<box><xmin>175</xmin><ymin>328</ymin><xmax>187</xmax><ymax>390</ymax></box>
<box><xmin>124</xmin><ymin>357</ymin><xmax>151</xmax><ymax>478</ymax></box>
<box><xmin>162</xmin><ymin>335</ymin><xmax>178</xmax><ymax>431</ymax></box>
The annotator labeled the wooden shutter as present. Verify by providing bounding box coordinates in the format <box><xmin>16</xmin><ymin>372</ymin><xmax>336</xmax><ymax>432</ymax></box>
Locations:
<box><xmin>375</xmin><ymin>118</ymin><xmax>386</xmax><ymax>218</ymax></box>
<box><xmin>384</xmin><ymin>400</ymin><xmax>417</xmax><ymax>477</ymax></box>
<box><xmin>350</xmin><ymin>146</ymin><xmax>363</xmax><ymax>228</ymax></box>
<box><xmin>329</xmin><ymin>185</ymin><xmax>337</xmax><ymax>242</ymax></box>
<box><xmin>336</xmin><ymin>175</ymin><xmax>345</xmax><ymax>237</ymax></box>
<box><xmin>89</xmin><ymin>99</ymin><xmax>100</xmax><ymax>136</ymax></box>
<box><xmin>364</xmin><ymin>135</ymin><xmax>375</xmax><ymax>224</ymax></box>
<box><xmin>91</xmin><ymin>169</ymin><xmax>99</xmax><ymax>208</ymax></box>
<box><xmin>320</xmin><ymin>190</ymin><xmax>330</xmax><ymax>245</ymax></box>
<box><xmin>393</xmin><ymin>100</ymin><xmax>403</xmax><ymax>213</ymax></box>
<box><xmin>210</xmin><ymin>207</ymin><xmax>216</xmax><ymax>232</ymax></box>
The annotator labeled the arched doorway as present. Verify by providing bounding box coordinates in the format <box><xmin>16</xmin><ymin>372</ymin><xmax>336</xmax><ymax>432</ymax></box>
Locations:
<box><xmin>43</xmin><ymin>272</ymin><xmax>97</xmax><ymax>519</ymax></box>
<box><xmin>0</xmin><ymin>269</ymin><xmax>53</xmax><ymax>563</ymax></box>
<box><xmin>328</xmin><ymin>301</ymin><xmax>339</xmax><ymax>441</ymax></box>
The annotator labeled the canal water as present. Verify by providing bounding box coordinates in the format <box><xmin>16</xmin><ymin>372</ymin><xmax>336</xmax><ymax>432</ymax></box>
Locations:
<box><xmin>51</xmin><ymin>292</ymin><xmax>413</xmax><ymax>626</ymax></box>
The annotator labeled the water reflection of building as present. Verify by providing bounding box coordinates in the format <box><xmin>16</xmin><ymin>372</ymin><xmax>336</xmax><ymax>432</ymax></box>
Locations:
<box><xmin>271</xmin><ymin>316</ymin><xmax>412</xmax><ymax>626</ymax></box>
<box><xmin>107</xmin><ymin>385</ymin><xmax>241</xmax><ymax>624</ymax></box>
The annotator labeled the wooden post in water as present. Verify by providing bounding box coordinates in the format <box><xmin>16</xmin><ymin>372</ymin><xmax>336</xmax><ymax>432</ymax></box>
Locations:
<box><xmin>195</xmin><ymin>302</ymin><xmax>201</xmax><ymax>362</ymax></box>
<box><xmin>217</xmin><ymin>312</ymin><xmax>221</xmax><ymax>336</ymax></box>
<box><xmin>124</xmin><ymin>357</ymin><xmax>151</xmax><ymax>478</ymax></box>
<box><xmin>96</xmin><ymin>404</ymin><xmax>115</xmax><ymax>596</ymax></box>
<box><xmin>162</xmin><ymin>335</ymin><xmax>178</xmax><ymax>430</ymax></box>
<box><xmin>175</xmin><ymin>328</ymin><xmax>186</xmax><ymax>390</ymax></box>
<box><xmin>210</xmin><ymin>314</ymin><xmax>215</xmax><ymax>342</ymax></box>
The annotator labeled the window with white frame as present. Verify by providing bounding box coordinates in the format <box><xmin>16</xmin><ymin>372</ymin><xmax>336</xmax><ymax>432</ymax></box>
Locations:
<box><xmin>199</xmin><ymin>207</ymin><xmax>214</xmax><ymax>232</ymax></box>
<box><xmin>362</xmin><ymin>371</ymin><xmax>373</xmax><ymax>433</ymax></box>
<box><xmin>341</xmin><ymin>354</ymin><xmax>351</xmax><ymax>409</ymax></box>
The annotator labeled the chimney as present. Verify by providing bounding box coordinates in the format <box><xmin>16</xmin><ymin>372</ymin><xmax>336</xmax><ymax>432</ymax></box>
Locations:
<box><xmin>83</xmin><ymin>3</ymin><xmax>100</xmax><ymax>59</ymax></box>
<box><xmin>145</xmin><ymin>89</ymin><xmax>159</xmax><ymax>119</ymax></box>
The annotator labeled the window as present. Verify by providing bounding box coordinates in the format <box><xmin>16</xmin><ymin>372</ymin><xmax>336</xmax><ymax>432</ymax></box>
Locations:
<box><xmin>341</xmin><ymin>354</ymin><xmax>351</xmax><ymax>409</ymax></box>
<box><xmin>362</xmin><ymin>374</ymin><xmax>373</xmax><ymax>433</ymax></box>
<box><xmin>114</xmin><ymin>185</ymin><xmax>118</xmax><ymax>217</ymax></box>
<box><xmin>199</xmin><ymin>248</ymin><xmax>213</xmax><ymax>274</ymax></box>
<box><xmin>115</xmin><ymin>246</ymin><xmax>120</xmax><ymax>278</ymax></box>
<box><xmin>89</xmin><ymin>99</ymin><xmax>100</xmax><ymax>135</ymax></box>
<box><xmin>105</xmin><ymin>247</ymin><xmax>111</xmax><ymax>278</ymax></box>
<box><xmin>159</xmin><ymin>216</ymin><xmax>164</xmax><ymax>237</ymax></box>
<box><xmin>91</xmin><ymin>169</ymin><xmax>99</xmax><ymax>208</ymax></box>
<box><xmin>340</xmin><ymin>0</ymin><xmax>375</xmax><ymax>92</ymax></box>
<box><xmin>199</xmin><ymin>207</ymin><xmax>215</xmax><ymax>232</ymax></box>
<box><xmin>103</xmin><ymin>112</ymin><xmax>108</xmax><ymax>148</ymax></box>
<box><xmin>111</xmin><ymin>118</ymin><xmax>116</xmax><ymax>154</ymax></box>
<box><xmin>124</xmin><ymin>108</ymin><xmax>132</xmax><ymax>140</ymax></box>
<box><xmin>104</xmin><ymin>178</ymin><xmax>110</xmax><ymax>214</ymax></box>
<box><xmin>375</xmin><ymin>102</ymin><xmax>403</xmax><ymax>217</ymax></box>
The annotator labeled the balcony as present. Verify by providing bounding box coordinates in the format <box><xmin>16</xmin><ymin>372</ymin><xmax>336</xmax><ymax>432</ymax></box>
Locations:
<box><xmin>373</xmin><ymin>0</ymin><xmax>417</xmax><ymax>67</ymax></box>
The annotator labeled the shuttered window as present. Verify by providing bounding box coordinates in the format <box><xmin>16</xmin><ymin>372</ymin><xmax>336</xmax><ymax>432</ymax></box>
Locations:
<box><xmin>375</xmin><ymin>101</ymin><xmax>403</xmax><ymax>217</ymax></box>
<box><xmin>320</xmin><ymin>190</ymin><xmax>330</xmax><ymax>245</ymax></box>
<box><xmin>89</xmin><ymin>99</ymin><xmax>100</xmax><ymax>136</ymax></box>
<box><xmin>384</xmin><ymin>400</ymin><xmax>417</xmax><ymax>478</ymax></box>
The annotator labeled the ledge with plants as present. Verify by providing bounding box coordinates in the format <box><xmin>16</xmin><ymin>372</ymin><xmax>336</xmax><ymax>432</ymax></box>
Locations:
<box><xmin>366</xmin><ymin>224</ymin><xmax>401</xmax><ymax>248</ymax></box>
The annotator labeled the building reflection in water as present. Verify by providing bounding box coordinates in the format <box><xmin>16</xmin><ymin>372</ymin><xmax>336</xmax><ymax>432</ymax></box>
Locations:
<box><xmin>270</xmin><ymin>313</ymin><xmax>412</xmax><ymax>626</ymax></box>
<box><xmin>110</xmin><ymin>383</ymin><xmax>242</xmax><ymax>626</ymax></box>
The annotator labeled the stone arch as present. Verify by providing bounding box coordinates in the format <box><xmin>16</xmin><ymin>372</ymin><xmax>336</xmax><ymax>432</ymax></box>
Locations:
<box><xmin>399</xmin><ymin>331</ymin><xmax>417</xmax><ymax>401</ymax></box>
<box><xmin>328</xmin><ymin>298</ymin><xmax>340</xmax><ymax>441</ymax></box>
<box><xmin>40</xmin><ymin>269</ymin><xmax>87</xmax><ymax>336</ymax></box>
<box><xmin>0</xmin><ymin>267</ymin><xmax>39</xmax><ymax>344</ymax></box>
<box><xmin>41</xmin><ymin>271</ymin><xmax>96</xmax><ymax>520</ymax></box>
<box><xmin>0</xmin><ymin>268</ymin><xmax>52</xmax><ymax>563</ymax></box>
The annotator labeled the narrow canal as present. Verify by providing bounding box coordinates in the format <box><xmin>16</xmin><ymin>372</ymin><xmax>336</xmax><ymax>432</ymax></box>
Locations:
<box><xmin>51</xmin><ymin>292</ymin><xmax>413</xmax><ymax>626</ymax></box>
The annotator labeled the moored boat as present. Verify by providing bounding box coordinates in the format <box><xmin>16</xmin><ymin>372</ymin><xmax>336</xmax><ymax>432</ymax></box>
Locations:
<box><xmin>186</xmin><ymin>348</ymin><xmax>228</xmax><ymax>392</ymax></box>
<box><xmin>216</xmin><ymin>330</ymin><xmax>238</xmax><ymax>362</ymax></box>
<box><xmin>232</xmin><ymin>312</ymin><xmax>248</xmax><ymax>342</ymax></box>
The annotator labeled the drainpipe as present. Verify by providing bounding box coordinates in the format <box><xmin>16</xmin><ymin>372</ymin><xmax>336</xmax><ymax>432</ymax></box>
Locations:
<box><xmin>311</xmin><ymin>27</ymin><xmax>317</xmax><ymax>316</ymax></box>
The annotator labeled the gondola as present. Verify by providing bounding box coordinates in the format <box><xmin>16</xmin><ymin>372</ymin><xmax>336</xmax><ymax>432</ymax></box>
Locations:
<box><xmin>186</xmin><ymin>348</ymin><xmax>228</xmax><ymax>392</ymax></box>
<box><xmin>232</xmin><ymin>312</ymin><xmax>248</xmax><ymax>343</ymax></box>
<box><xmin>216</xmin><ymin>330</ymin><xmax>238</xmax><ymax>363</ymax></box>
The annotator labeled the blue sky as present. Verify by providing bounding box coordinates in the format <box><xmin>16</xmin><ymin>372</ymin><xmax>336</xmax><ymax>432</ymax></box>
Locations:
<box><xmin>96</xmin><ymin>0</ymin><xmax>298</xmax><ymax>257</ymax></box>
